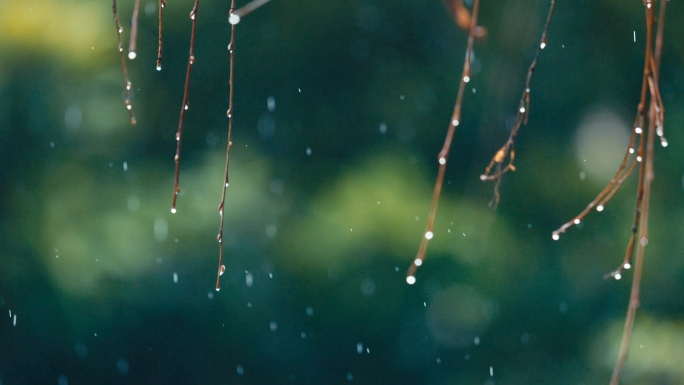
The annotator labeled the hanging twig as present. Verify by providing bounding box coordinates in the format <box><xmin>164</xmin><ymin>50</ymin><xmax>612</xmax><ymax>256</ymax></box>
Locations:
<box><xmin>480</xmin><ymin>0</ymin><xmax>556</xmax><ymax>208</ymax></box>
<box><xmin>112</xmin><ymin>0</ymin><xmax>136</xmax><ymax>125</ymax></box>
<box><xmin>215</xmin><ymin>0</ymin><xmax>272</xmax><ymax>291</ymax></box>
<box><xmin>171</xmin><ymin>0</ymin><xmax>200</xmax><ymax>214</ymax></box>
<box><xmin>216</xmin><ymin>1</ymin><xmax>237</xmax><ymax>292</ymax></box>
<box><xmin>127</xmin><ymin>0</ymin><xmax>141</xmax><ymax>60</ymax></box>
<box><xmin>157</xmin><ymin>0</ymin><xmax>165</xmax><ymax>70</ymax></box>
<box><xmin>608</xmin><ymin>3</ymin><xmax>666</xmax><ymax>384</ymax></box>
<box><xmin>406</xmin><ymin>0</ymin><xmax>482</xmax><ymax>285</ymax></box>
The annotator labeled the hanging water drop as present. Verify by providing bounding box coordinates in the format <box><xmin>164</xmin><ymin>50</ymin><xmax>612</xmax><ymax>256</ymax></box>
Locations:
<box><xmin>406</xmin><ymin>276</ymin><xmax>416</xmax><ymax>285</ymax></box>
<box><xmin>219</xmin><ymin>265</ymin><xmax>226</xmax><ymax>276</ymax></box>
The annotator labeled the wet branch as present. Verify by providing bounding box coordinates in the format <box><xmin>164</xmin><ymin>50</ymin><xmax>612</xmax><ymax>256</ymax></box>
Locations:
<box><xmin>157</xmin><ymin>0</ymin><xmax>166</xmax><ymax>70</ymax></box>
<box><xmin>127</xmin><ymin>0</ymin><xmax>141</xmax><ymax>60</ymax></box>
<box><xmin>215</xmin><ymin>0</ymin><xmax>272</xmax><ymax>291</ymax></box>
<box><xmin>170</xmin><ymin>0</ymin><xmax>200</xmax><ymax>214</ymax></box>
<box><xmin>112</xmin><ymin>0</ymin><xmax>136</xmax><ymax>125</ymax></box>
<box><xmin>609</xmin><ymin>3</ymin><xmax>666</xmax><ymax>382</ymax></box>
<box><xmin>406</xmin><ymin>0</ymin><xmax>482</xmax><ymax>285</ymax></box>
<box><xmin>480</xmin><ymin>0</ymin><xmax>556</xmax><ymax>208</ymax></box>
<box><xmin>216</xmin><ymin>1</ymin><xmax>237</xmax><ymax>292</ymax></box>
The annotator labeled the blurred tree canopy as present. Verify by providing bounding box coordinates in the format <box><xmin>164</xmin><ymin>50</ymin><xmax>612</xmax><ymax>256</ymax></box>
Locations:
<box><xmin>0</xmin><ymin>0</ymin><xmax>683</xmax><ymax>384</ymax></box>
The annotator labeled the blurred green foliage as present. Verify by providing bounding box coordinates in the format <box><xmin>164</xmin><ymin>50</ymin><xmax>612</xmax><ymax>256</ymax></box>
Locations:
<box><xmin>1</xmin><ymin>0</ymin><xmax>683</xmax><ymax>384</ymax></box>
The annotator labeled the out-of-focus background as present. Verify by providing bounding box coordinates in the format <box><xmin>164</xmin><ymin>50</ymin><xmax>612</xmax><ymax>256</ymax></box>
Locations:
<box><xmin>1</xmin><ymin>0</ymin><xmax>683</xmax><ymax>384</ymax></box>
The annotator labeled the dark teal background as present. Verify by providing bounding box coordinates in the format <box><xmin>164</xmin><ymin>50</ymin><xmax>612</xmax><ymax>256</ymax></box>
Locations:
<box><xmin>1</xmin><ymin>0</ymin><xmax>683</xmax><ymax>384</ymax></box>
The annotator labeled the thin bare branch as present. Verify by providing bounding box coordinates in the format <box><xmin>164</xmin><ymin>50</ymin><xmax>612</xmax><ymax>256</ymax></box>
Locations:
<box><xmin>610</xmin><ymin>1</ymin><xmax>666</xmax><ymax>383</ymax></box>
<box><xmin>171</xmin><ymin>0</ymin><xmax>200</xmax><ymax>213</ymax></box>
<box><xmin>406</xmin><ymin>0</ymin><xmax>482</xmax><ymax>285</ymax></box>
<box><xmin>127</xmin><ymin>0</ymin><xmax>141</xmax><ymax>60</ymax></box>
<box><xmin>480</xmin><ymin>0</ymin><xmax>556</xmax><ymax>208</ymax></box>
<box><xmin>157</xmin><ymin>0</ymin><xmax>166</xmax><ymax>70</ymax></box>
<box><xmin>112</xmin><ymin>0</ymin><xmax>136</xmax><ymax>125</ymax></box>
<box><xmin>216</xmin><ymin>0</ymin><xmax>237</xmax><ymax>292</ymax></box>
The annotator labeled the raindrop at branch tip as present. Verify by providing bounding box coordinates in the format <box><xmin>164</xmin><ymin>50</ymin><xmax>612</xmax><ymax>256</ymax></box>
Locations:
<box><xmin>552</xmin><ymin>234</ymin><xmax>560</xmax><ymax>241</ymax></box>
<box><xmin>170</xmin><ymin>207</ymin><xmax>177</xmax><ymax>214</ymax></box>
<box><xmin>662</xmin><ymin>140</ymin><xmax>668</xmax><ymax>147</ymax></box>
<box><xmin>219</xmin><ymin>265</ymin><xmax>226</xmax><ymax>276</ymax></box>
<box><xmin>406</xmin><ymin>276</ymin><xmax>416</xmax><ymax>285</ymax></box>
<box><xmin>624</xmin><ymin>263</ymin><xmax>631</xmax><ymax>269</ymax></box>
<box><xmin>615</xmin><ymin>273</ymin><xmax>622</xmax><ymax>280</ymax></box>
<box><xmin>128</xmin><ymin>52</ymin><xmax>137</xmax><ymax>60</ymax></box>
<box><xmin>597</xmin><ymin>205</ymin><xmax>604</xmax><ymax>212</ymax></box>
<box><xmin>156</xmin><ymin>65</ymin><xmax>162</xmax><ymax>71</ymax></box>
<box><xmin>229</xmin><ymin>13</ymin><xmax>240</xmax><ymax>25</ymax></box>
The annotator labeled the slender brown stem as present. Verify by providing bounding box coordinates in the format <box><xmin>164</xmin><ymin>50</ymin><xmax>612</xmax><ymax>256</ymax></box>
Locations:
<box><xmin>610</xmin><ymin>2</ymin><xmax>666</xmax><ymax>382</ymax></box>
<box><xmin>406</xmin><ymin>0</ymin><xmax>481</xmax><ymax>285</ymax></box>
<box><xmin>480</xmin><ymin>0</ymin><xmax>556</xmax><ymax>208</ymax></box>
<box><xmin>552</xmin><ymin>125</ymin><xmax>640</xmax><ymax>239</ymax></box>
<box><xmin>112</xmin><ymin>0</ymin><xmax>136</xmax><ymax>125</ymax></box>
<box><xmin>216</xmin><ymin>1</ymin><xmax>237</xmax><ymax>292</ymax></box>
<box><xmin>171</xmin><ymin>0</ymin><xmax>200</xmax><ymax>213</ymax></box>
<box><xmin>157</xmin><ymin>0</ymin><xmax>165</xmax><ymax>70</ymax></box>
<box><xmin>127</xmin><ymin>0</ymin><xmax>141</xmax><ymax>60</ymax></box>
